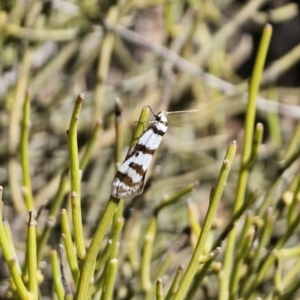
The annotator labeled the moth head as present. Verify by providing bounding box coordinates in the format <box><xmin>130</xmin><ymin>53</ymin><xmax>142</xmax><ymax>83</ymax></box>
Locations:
<box><xmin>155</xmin><ymin>111</ymin><xmax>168</xmax><ymax>125</ymax></box>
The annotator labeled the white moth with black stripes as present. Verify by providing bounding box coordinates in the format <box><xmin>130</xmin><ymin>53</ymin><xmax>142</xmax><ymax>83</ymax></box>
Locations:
<box><xmin>111</xmin><ymin>108</ymin><xmax>197</xmax><ymax>199</ymax></box>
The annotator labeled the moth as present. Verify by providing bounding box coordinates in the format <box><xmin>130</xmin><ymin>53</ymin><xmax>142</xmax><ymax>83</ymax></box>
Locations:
<box><xmin>111</xmin><ymin>108</ymin><xmax>197</xmax><ymax>199</ymax></box>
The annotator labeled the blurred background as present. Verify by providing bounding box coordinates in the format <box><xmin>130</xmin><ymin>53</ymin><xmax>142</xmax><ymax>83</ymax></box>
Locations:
<box><xmin>0</xmin><ymin>0</ymin><xmax>300</xmax><ymax>298</ymax></box>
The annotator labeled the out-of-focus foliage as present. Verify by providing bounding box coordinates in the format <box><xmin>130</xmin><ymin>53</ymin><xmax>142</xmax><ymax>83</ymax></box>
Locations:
<box><xmin>0</xmin><ymin>0</ymin><xmax>300</xmax><ymax>299</ymax></box>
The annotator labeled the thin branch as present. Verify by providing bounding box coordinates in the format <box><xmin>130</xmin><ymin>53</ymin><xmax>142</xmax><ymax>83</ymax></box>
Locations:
<box><xmin>103</xmin><ymin>20</ymin><xmax>300</xmax><ymax>120</ymax></box>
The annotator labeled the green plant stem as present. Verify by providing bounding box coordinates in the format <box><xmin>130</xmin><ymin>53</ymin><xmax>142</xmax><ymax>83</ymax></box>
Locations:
<box><xmin>8</xmin><ymin>48</ymin><xmax>31</xmax><ymax>213</ymax></box>
<box><xmin>249</xmin><ymin>208</ymin><xmax>275</xmax><ymax>274</ymax></box>
<box><xmin>109</xmin><ymin>218</ymin><xmax>124</xmax><ymax>260</ymax></box>
<box><xmin>281</xmin><ymin>122</ymin><xmax>300</xmax><ymax>162</ymax></box>
<box><xmin>187</xmin><ymin>200</ymin><xmax>201</xmax><ymax>238</ymax></box>
<box><xmin>4</xmin><ymin>23</ymin><xmax>79</xmax><ymax>41</ymax></box>
<box><xmin>68</xmin><ymin>93</ymin><xmax>86</xmax><ymax>260</ymax></box>
<box><xmin>266</xmin><ymin>88</ymin><xmax>281</xmax><ymax>148</ymax></box>
<box><xmin>274</xmin><ymin>255</ymin><xmax>282</xmax><ymax>295</ymax></box>
<box><xmin>221</xmin><ymin>24</ymin><xmax>272</xmax><ymax>300</ymax></box>
<box><xmin>229</xmin><ymin>211</ymin><xmax>254</xmax><ymax>297</ymax></box>
<box><xmin>142</xmin><ymin>217</ymin><xmax>157</xmax><ymax>293</ymax></box>
<box><xmin>20</xmin><ymin>91</ymin><xmax>34</xmax><ymax>210</ymax></box>
<box><xmin>278</xmin><ymin>249</ymin><xmax>300</xmax><ymax>292</ymax></box>
<box><xmin>101</xmin><ymin>259</ymin><xmax>118</xmax><ymax>300</ymax></box>
<box><xmin>99</xmin><ymin>218</ymin><xmax>124</xmax><ymax>296</ymax></box>
<box><xmin>258</xmin><ymin>145</ymin><xmax>300</xmax><ymax>216</ymax></box>
<box><xmin>165</xmin><ymin>265</ymin><xmax>184</xmax><ymax>300</ymax></box>
<box><xmin>173</xmin><ymin>140</ymin><xmax>236</xmax><ymax>300</ymax></box>
<box><xmin>213</xmin><ymin>190</ymin><xmax>256</xmax><ymax>248</ymax></box>
<box><xmin>239</xmin><ymin>24</ymin><xmax>272</xmax><ymax>210</ymax></box>
<box><xmin>156</xmin><ymin>278</ymin><xmax>164</xmax><ymax>300</ymax></box>
<box><xmin>129</xmin><ymin>106</ymin><xmax>150</xmax><ymax>150</ymax></box>
<box><xmin>185</xmin><ymin>190</ymin><xmax>256</xmax><ymax>300</ymax></box>
<box><xmin>153</xmin><ymin>252</ymin><xmax>173</xmax><ymax>281</ymax></box>
<box><xmin>142</xmin><ymin>182</ymin><xmax>196</xmax><ymax>298</ymax></box>
<box><xmin>61</xmin><ymin>209</ymin><xmax>79</xmax><ymax>285</ymax></box>
<box><xmin>3</xmin><ymin>220</ymin><xmax>22</xmax><ymax>274</ymax></box>
<box><xmin>154</xmin><ymin>182</ymin><xmax>198</xmax><ymax>214</ymax></box>
<box><xmin>0</xmin><ymin>189</ymin><xmax>31</xmax><ymax>300</ymax></box>
<box><xmin>27</xmin><ymin>210</ymin><xmax>38</xmax><ymax>300</ymax></box>
<box><xmin>37</xmin><ymin>170</ymin><xmax>68</xmax><ymax>262</ymax></box>
<box><xmin>199</xmin><ymin>247</ymin><xmax>221</xmax><ymax>263</ymax></box>
<box><xmin>76</xmin><ymin>197</ymin><xmax>119</xmax><ymax>299</ymax></box>
<box><xmin>79</xmin><ymin>119</ymin><xmax>102</xmax><ymax>171</ymax></box>
<box><xmin>241</xmin><ymin>207</ymin><xmax>300</xmax><ymax>298</ymax></box>
<box><xmin>38</xmin><ymin>119</ymin><xmax>101</xmax><ymax>262</ymax></box>
<box><xmin>95</xmin><ymin>240</ymin><xmax>112</xmax><ymax>270</ymax></box>
<box><xmin>285</xmin><ymin>174</ymin><xmax>300</xmax><ymax>223</ymax></box>
<box><xmin>248</xmin><ymin>123</ymin><xmax>264</xmax><ymax>168</ymax></box>
<box><xmin>50</xmin><ymin>250</ymin><xmax>64</xmax><ymax>300</ymax></box>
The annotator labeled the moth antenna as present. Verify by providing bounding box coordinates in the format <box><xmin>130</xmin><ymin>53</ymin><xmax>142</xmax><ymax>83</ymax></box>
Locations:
<box><xmin>146</xmin><ymin>105</ymin><xmax>157</xmax><ymax>117</ymax></box>
<box><xmin>166</xmin><ymin>110</ymin><xmax>198</xmax><ymax>115</ymax></box>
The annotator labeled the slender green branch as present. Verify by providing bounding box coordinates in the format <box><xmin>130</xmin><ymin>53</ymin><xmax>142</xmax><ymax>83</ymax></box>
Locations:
<box><xmin>20</xmin><ymin>91</ymin><xmax>34</xmax><ymax>210</ymax></box>
<box><xmin>8</xmin><ymin>49</ymin><xmax>31</xmax><ymax>213</ymax></box>
<box><xmin>109</xmin><ymin>218</ymin><xmax>124</xmax><ymax>261</ymax></box>
<box><xmin>76</xmin><ymin>197</ymin><xmax>119</xmax><ymax>299</ymax></box>
<box><xmin>221</xmin><ymin>24</ymin><xmax>272</xmax><ymax>300</ymax></box>
<box><xmin>95</xmin><ymin>239</ymin><xmax>112</xmax><ymax>270</ymax></box>
<box><xmin>79</xmin><ymin>119</ymin><xmax>102</xmax><ymax>171</ymax></box>
<box><xmin>173</xmin><ymin>140</ymin><xmax>236</xmax><ymax>300</ymax></box>
<box><xmin>229</xmin><ymin>211</ymin><xmax>254</xmax><ymax>297</ymax></box>
<box><xmin>154</xmin><ymin>182</ymin><xmax>198</xmax><ymax>215</ymax></box>
<box><xmin>142</xmin><ymin>182</ymin><xmax>196</xmax><ymax>298</ymax></box>
<box><xmin>4</xmin><ymin>23</ymin><xmax>79</xmax><ymax>41</ymax></box>
<box><xmin>37</xmin><ymin>169</ymin><xmax>68</xmax><ymax>262</ymax></box>
<box><xmin>287</xmin><ymin>174</ymin><xmax>300</xmax><ymax>225</ymax></box>
<box><xmin>68</xmin><ymin>93</ymin><xmax>85</xmax><ymax>260</ymax></box>
<box><xmin>239</xmin><ymin>24</ymin><xmax>272</xmax><ymax>210</ymax></box>
<box><xmin>213</xmin><ymin>190</ymin><xmax>256</xmax><ymax>248</ymax></box>
<box><xmin>3</xmin><ymin>220</ymin><xmax>22</xmax><ymax>274</ymax></box>
<box><xmin>187</xmin><ymin>200</ymin><xmax>201</xmax><ymax>239</ymax></box>
<box><xmin>129</xmin><ymin>106</ymin><xmax>150</xmax><ymax>150</ymax></box>
<box><xmin>98</xmin><ymin>218</ymin><xmax>124</xmax><ymax>296</ymax></box>
<box><xmin>258</xmin><ymin>144</ymin><xmax>300</xmax><ymax>216</ymax></box>
<box><xmin>165</xmin><ymin>265</ymin><xmax>184</xmax><ymax>300</ymax></box>
<box><xmin>185</xmin><ymin>189</ymin><xmax>256</xmax><ymax>300</ymax></box>
<box><xmin>101</xmin><ymin>259</ymin><xmax>118</xmax><ymax>300</ymax></box>
<box><xmin>50</xmin><ymin>250</ymin><xmax>64</xmax><ymax>300</ymax></box>
<box><xmin>156</xmin><ymin>278</ymin><xmax>164</xmax><ymax>300</ymax></box>
<box><xmin>0</xmin><ymin>188</ymin><xmax>31</xmax><ymax>300</ymax></box>
<box><xmin>266</xmin><ymin>88</ymin><xmax>281</xmax><ymax>148</ymax></box>
<box><xmin>247</xmin><ymin>122</ymin><xmax>264</xmax><ymax>168</ymax></box>
<box><xmin>281</xmin><ymin>123</ymin><xmax>300</xmax><ymax>162</ymax></box>
<box><xmin>141</xmin><ymin>217</ymin><xmax>157</xmax><ymax>293</ymax></box>
<box><xmin>38</xmin><ymin>118</ymin><xmax>101</xmax><ymax>262</ymax></box>
<box><xmin>61</xmin><ymin>209</ymin><xmax>79</xmax><ymax>285</ymax></box>
<box><xmin>242</xmin><ymin>207</ymin><xmax>300</xmax><ymax>298</ymax></box>
<box><xmin>199</xmin><ymin>247</ymin><xmax>221</xmax><ymax>263</ymax></box>
<box><xmin>27</xmin><ymin>210</ymin><xmax>38</xmax><ymax>300</ymax></box>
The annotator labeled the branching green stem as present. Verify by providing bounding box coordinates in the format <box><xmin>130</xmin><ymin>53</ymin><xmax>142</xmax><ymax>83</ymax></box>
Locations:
<box><xmin>173</xmin><ymin>140</ymin><xmax>236</xmax><ymax>300</ymax></box>
<box><xmin>76</xmin><ymin>197</ymin><xmax>119</xmax><ymax>299</ymax></box>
